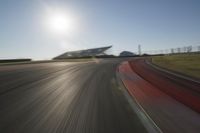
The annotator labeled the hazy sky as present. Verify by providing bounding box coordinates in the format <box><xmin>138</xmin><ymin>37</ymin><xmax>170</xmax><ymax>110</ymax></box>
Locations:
<box><xmin>0</xmin><ymin>0</ymin><xmax>200</xmax><ymax>60</ymax></box>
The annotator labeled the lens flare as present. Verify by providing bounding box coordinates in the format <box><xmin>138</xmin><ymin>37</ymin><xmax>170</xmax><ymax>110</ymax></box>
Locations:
<box><xmin>46</xmin><ymin>11</ymin><xmax>74</xmax><ymax>34</ymax></box>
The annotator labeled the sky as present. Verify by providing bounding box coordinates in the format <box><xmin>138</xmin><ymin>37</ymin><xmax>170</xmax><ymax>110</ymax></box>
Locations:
<box><xmin>0</xmin><ymin>0</ymin><xmax>200</xmax><ymax>60</ymax></box>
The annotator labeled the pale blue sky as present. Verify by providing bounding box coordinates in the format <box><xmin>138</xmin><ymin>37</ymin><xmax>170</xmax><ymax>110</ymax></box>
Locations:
<box><xmin>0</xmin><ymin>0</ymin><xmax>200</xmax><ymax>60</ymax></box>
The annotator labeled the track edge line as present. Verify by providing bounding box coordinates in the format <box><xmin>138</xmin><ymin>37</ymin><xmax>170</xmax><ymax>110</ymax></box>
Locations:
<box><xmin>116</xmin><ymin>63</ymin><xmax>163</xmax><ymax>133</ymax></box>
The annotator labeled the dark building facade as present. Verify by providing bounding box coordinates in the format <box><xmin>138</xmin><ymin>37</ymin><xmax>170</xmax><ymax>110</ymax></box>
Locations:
<box><xmin>119</xmin><ymin>51</ymin><xmax>135</xmax><ymax>57</ymax></box>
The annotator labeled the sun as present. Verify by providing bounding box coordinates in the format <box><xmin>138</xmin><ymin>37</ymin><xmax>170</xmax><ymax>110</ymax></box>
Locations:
<box><xmin>47</xmin><ymin>11</ymin><xmax>74</xmax><ymax>34</ymax></box>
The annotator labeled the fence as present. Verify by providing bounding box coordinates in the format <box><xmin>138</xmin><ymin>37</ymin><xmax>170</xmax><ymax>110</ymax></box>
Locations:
<box><xmin>142</xmin><ymin>45</ymin><xmax>200</xmax><ymax>55</ymax></box>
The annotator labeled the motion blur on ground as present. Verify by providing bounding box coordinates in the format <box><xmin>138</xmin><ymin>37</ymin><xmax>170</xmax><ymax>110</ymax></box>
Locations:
<box><xmin>0</xmin><ymin>0</ymin><xmax>200</xmax><ymax>133</ymax></box>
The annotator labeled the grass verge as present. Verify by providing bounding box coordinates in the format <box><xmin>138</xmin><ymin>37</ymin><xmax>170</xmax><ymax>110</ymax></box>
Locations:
<box><xmin>152</xmin><ymin>54</ymin><xmax>200</xmax><ymax>79</ymax></box>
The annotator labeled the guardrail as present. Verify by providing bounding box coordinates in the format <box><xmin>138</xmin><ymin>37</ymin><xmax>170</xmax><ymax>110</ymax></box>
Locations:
<box><xmin>0</xmin><ymin>59</ymin><xmax>31</xmax><ymax>63</ymax></box>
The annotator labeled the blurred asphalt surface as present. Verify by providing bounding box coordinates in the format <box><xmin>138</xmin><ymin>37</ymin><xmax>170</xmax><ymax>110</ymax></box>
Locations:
<box><xmin>0</xmin><ymin>59</ymin><xmax>147</xmax><ymax>133</ymax></box>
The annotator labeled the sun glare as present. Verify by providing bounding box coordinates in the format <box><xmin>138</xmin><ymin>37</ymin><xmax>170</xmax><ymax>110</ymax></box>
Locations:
<box><xmin>46</xmin><ymin>11</ymin><xmax>74</xmax><ymax>34</ymax></box>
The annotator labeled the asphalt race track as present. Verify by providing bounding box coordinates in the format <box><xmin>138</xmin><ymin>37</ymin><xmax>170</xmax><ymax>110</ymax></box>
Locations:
<box><xmin>119</xmin><ymin>59</ymin><xmax>200</xmax><ymax>133</ymax></box>
<box><xmin>0</xmin><ymin>59</ymin><xmax>148</xmax><ymax>133</ymax></box>
<box><xmin>1</xmin><ymin>58</ymin><xmax>200</xmax><ymax>133</ymax></box>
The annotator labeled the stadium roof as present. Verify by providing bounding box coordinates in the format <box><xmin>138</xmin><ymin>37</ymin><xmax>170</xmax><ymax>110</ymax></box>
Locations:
<box><xmin>54</xmin><ymin>46</ymin><xmax>112</xmax><ymax>59</ymax></box>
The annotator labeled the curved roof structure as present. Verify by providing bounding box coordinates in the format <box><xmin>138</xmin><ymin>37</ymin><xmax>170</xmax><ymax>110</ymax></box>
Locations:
<box><xmin>119</xmin><ymin>51</ymin><xmax>135</xmax><ymax>57</ymax></box>
<box><xmin>54</xmin><ymin>46</ymin><xmax>112</xmax><ymax>59</ymax></box>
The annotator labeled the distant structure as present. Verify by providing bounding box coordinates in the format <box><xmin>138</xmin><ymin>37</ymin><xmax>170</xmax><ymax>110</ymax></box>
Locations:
<box><xmin>138</xmin><ymin>44</ymin><xmax>141</xmax><ymax>55</ymax></box>
<box><xmin>53</xmin><ymin>46</ymin><xmax>112</xmax><ymax>59</ymax></box>
<box><xmin>119</xmin><ymin>51</ymin><xmax>135</xmax><ymax>57</ymax></box>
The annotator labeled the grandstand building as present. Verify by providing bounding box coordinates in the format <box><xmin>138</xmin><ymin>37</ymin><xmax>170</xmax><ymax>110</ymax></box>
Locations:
<box><xmin>53</xmin><ymin>46</ymin><xmax>112</xmax><ymax>59</ymax></box>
